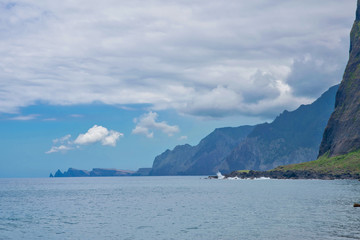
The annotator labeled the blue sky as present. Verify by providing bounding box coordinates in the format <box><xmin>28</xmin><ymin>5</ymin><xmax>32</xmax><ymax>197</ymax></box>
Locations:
<box><xmin>0</xmin><ymin>0</ymin><xmax>357</xmax><ymax>177</ymax></box>
<box><xmin>0</xmin><ymin>104</ymin><xmax>262</xmax><ymax>177</ymax></box>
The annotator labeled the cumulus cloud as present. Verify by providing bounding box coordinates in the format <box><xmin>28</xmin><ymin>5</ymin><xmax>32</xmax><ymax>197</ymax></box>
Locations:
<box><xmin>46</xmin><ymin>125</ymin><xmax>123</xmax><ymax>154</ymax></box>
<box><xmin>74</xmin><ymin>125</ymin><xmax>123</xmax><ymax>146</ymax></box>
<box><xmin>0</xmin><ymin>0</ymin><xmax>355</xmax><ymax>118</ymax></box>
<box><xmin>132</xmin><ymin>112</ymin><xmax>179</xmax><ymax>138</ymax></box>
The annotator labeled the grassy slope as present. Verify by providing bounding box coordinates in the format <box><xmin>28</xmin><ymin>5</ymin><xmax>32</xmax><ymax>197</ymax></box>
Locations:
<box><xmin>273</xmin><ymin>150</ymin><xmax>360</xmax><ymax>175</ymax></box>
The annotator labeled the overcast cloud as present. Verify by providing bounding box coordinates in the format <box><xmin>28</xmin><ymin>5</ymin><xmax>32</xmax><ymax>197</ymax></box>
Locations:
<box><xmin>0</xmin><ymin>0</ymin><xmax>356</xmax><ymax>118</ymax></box>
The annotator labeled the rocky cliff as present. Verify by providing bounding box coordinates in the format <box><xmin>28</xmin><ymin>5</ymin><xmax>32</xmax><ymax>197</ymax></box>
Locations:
<box><xmin>319</xmin><ymin>0</ymin><xmax>360</xmax><ymax>157</ymax></box>
<box><xmin>221</xmin><ymin>85</ymin><xmax>338</xmax><ymax>172</ymax></box>
<box><xmin>150</xmin><ymin>85</ymin><xmax>338</xmax><ymax>175</ymax></box>
<box><xmin>150</xmin><ymin>126</ymin><xmax>254</xmax><ymax>175</ymax></box>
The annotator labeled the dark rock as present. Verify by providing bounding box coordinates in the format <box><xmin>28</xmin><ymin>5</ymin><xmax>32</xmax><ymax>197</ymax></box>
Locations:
<box><xmin>319</xmin><ymin>0</ymin><xmax>360</xmax><ymax>157</ymax></box>
<box><xmin>49</xmin><ymin>173</ymin><xmax>54</xmax><ymax>178</ymax></box>
<box><xmin>63</xmin><ymin>168</ymin><xmax>90</xmax><ymax>177</ymax></box>
<box><xmin>54</xmin><ymin>169</ymin><xmax>64</xmax><ymax>177</ymax></box>
<box><xmin>354</xmin><ymin>203</ymin><xmax>360</xmax><ymax>207</ymax></box>
<box><xmin>133</xmin><ymin>168</ymin><xmax>152</xmax><ymax>176</ymax></box>
<box><xmin>90</xmin><ymin>168</ymin><xmax>134</xmax><ymax>176</ymax></box>
<box><xmin>224</xmin><ymin>169</ymin><xmax>360</xmax><ymax>180</ymax></box>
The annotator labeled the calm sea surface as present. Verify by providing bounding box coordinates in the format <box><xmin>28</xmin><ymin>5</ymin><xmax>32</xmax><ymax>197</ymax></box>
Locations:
<box><xmin>0</xmin><ymin>177</ymin><xmax>360</xmax><ymax>240</ymax></box>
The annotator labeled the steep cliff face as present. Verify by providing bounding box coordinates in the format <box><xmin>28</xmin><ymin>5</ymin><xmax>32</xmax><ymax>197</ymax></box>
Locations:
<box><xmin>150</xmin><ymin>85</ymin><xmax>337</xmax><ymax>175</ymax></box>
<box><xmin>150</xmin><ymin>126</ymin><xmax>254</xmax><ymax>175</ymax></box>
<box><xmin>221</xmin><ymin>85</ymin><xmax>338</xmax><ymax>172</ymax></box>
<box><xmin>319</xmin><ymin>0</ymin><xmax>360</xmax><ymax>157</ymax></box>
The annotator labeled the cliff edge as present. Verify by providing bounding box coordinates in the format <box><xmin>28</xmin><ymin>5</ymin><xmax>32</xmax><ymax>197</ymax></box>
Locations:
<box><xmin>319</xmin><ymin>0</ymin><xmax>360</xmax><ymax>157</ymax></box>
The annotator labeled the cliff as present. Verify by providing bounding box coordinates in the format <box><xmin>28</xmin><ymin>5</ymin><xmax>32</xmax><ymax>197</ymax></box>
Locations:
<box><xmin>150</xmin><ymin>85</ymin><xmax>337</xmax><ymax>175</ymax></box>
<box><xmin>150</xmin><ymin>126</ymin><xmax>254</xmax><ymax>175</ymax></box>
<box><xmin>319</xmin><ymin>0</ymin><xmax>360</xmax><ymax>157</ymax></box>
<box><xmin>220</xmin><ymin>85</ymin><xmax>338</xmax><ymax>172</ymax></box>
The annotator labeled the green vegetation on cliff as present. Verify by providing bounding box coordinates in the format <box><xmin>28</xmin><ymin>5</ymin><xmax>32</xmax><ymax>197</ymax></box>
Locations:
<box><xmin>319</xmin><ymin>0</ymin><xmax>360</xmax><ymax>157</ymax></box>
<box><xmin>274</xmin><ymin>150</ymin><xmax>360</xmax><ymax>175</ymax></box>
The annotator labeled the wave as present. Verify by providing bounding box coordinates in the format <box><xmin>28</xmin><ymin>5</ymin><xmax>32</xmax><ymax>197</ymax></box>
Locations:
<box><xmin>226</xmin><ymin>176</ymin><xmax>271</xmax><ymax>180</ymax></box>
<box><xmin>216</xmin><ymin>171</ymin><xmax>225</xmax><ymax>180</ymax></box>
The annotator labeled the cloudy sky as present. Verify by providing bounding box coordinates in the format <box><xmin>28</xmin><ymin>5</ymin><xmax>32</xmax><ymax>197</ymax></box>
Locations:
<box><xmin>0</xmin><ymin>0</ymin><xmax>356</xmax><ymax>177</ymax></box>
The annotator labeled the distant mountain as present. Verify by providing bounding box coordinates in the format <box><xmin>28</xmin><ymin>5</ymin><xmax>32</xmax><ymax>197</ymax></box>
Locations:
<box><xmin>319</xmin><ymin>0</ymin><xmax>360</xmax><ymax>157</ymax></box>
<box><xmin>150</xmin><ymin>85</ymin><xmax>338</xmax><ymax>175</ymax></box>
<box><xmin>150</xmin><ymin>126</ymin><xmax>254</xmax><ymax>175</ymax></box>
<box><xmin>52</xmin><ymin>168</ymin><xmax>135</xmax><ymax>177</ymax></box>
<box><xmin>220</xmin><ymin>85</ymin><xmax>338</xmax><ymax>172</ymax></box>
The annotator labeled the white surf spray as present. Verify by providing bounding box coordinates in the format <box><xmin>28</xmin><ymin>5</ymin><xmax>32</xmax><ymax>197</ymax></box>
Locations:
<box><xmin>227</xmin><ymin>176</ymin><xmax>240</xmax><ymax>180</ymax></box>
<box><xmin>216</xmin><ymin>171</ymin><xmax>225</xmax><ymax>180</ymax></box>
<box><xmin>254</xmin><ymin>177</ymin><xmax>271</xmax><ymax>180</ymax></box>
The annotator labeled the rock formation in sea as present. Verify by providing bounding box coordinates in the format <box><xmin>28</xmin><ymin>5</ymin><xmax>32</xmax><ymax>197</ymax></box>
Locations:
<box><xmin>319</xmin><ymin>0</ymin><xmax>360</xmax><ymax>157</ymax></box>
<box><xmin>150</xmin><ymin>85</ymin><xmax>338</xmax><ymax>175</ymax></box>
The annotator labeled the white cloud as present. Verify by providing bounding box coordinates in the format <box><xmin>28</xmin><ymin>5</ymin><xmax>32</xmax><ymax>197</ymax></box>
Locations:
<box><xmin>179</xmin><ymin>136</ymin><xmax>188</xmax><ymax>140</ymax></box>
<box><xmin>46</xmin><ymin>145</ymin><xmax>72</xmax><ymax>154</ymax></box>
<box><xmin>8</xmin><ymin>114</ymin><xmax>39</xmax><ymax>121</ymax></box>
<box><xmin>74</xmin><ymin>125</ymin><xmax>123</xmax><ymax>146</ymax></box>
<box><xmin>102</xmin><ymin>130</ymin><xmax>123</xmax><ymax>146</ymax></box>
<box><xmin>0</xmin><ymin>0</ymin><xmax>355</xmax><ymax>118</ymax></box>
<box><xmin>70</xmin><ymin>114</ymin><xmax>83</xmax><ymax>118</ymax></box>
<box><xmin>53</xmin><ymin>134</ymin><xmax>71</xmax><ymax>144</ymax></box>
<box><xmin>74</xmin><ymin>125</ymin><xmax>109</xmax><ymax>145</ymax></box>
<box><xmin>132</xmin><ymin>112</ymin><xmax>179</xmax><ymax>138</ymax></box>
<box><xmin>46</xmin><ymin>125</ymin><xmax>123</xmax><ymax>154</ymax></box>
<box><xmin>43</xmin><ymin>118</ymin><xmax>57</xmax><ymax>121</ymax></box>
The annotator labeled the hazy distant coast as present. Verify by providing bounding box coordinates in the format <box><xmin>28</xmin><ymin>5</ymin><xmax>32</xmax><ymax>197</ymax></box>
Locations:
<box><xmin>50</xmin><ymin>167</ymin><xmax>152</xmax><ymax>177</ymax></box>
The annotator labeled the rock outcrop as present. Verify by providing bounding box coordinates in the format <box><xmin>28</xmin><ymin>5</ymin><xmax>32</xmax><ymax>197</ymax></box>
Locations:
<box><xmin>132</xmin><ymin>168</ymin><xmax>152</xmax><ymax>176</ymax></box>
<box><xmin>319</xmin><ymin>0</ymin><xmax>360</xmax><ymax>157</ymax></box>
<box><xmin>223</xmin><ymin>169</ymin><xmax>360</xmax><ymax>180</ymax></box>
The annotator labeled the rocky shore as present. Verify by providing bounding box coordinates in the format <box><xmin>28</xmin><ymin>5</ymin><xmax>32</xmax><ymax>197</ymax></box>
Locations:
<box><xmin>210</xmin><ymin>170</ymin><xmax>360</xmax><ymax>180</ymax></box>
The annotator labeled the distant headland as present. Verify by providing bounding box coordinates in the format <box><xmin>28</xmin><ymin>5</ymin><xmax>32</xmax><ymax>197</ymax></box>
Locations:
<box><xmin>50</xmin><ymin>167</ymin><xmax>152</xmax><ymax>177</ymax></box>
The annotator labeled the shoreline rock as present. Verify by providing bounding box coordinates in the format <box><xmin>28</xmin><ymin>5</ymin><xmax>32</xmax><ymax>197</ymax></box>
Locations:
<box><xmin>222</xmin><ymin>170</ymin><xmax>360</xmax><ymax>180</ymax></box>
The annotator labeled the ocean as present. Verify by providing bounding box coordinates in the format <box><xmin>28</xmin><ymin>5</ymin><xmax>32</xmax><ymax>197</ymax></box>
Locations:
<box><xmin>0</xmin><ymin>176</ymin><xmax>359</xmax><ymax>240</ymax></box>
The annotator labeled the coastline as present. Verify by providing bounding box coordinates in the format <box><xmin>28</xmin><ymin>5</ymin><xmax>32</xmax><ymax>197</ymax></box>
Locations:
<box><xmin>215</xmin><ymin>170</ymin><xmax>360</xmax><ymax>180</ymax></box>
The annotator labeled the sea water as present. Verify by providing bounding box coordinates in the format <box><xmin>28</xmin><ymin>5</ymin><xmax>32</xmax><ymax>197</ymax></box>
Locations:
<box><xmin>0</xmin><ymin>177</ymin><xmax>360</xmax><ymax>240</ymax></box>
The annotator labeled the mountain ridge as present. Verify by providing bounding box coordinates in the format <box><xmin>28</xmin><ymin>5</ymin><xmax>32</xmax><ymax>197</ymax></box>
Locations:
<box><xmin>150</xmin><ymin>125</ymin><xmax>255</xmax><ymax>175</ymax></box>
<box><xmin>220</xmin><ymin>85</ymin><xmax>338</xmax><ymax>172</ymax></box>
<box><xmin>150</xmin><ymin>85</ymin><xmax>338</xmax><ymax>175</ymax></box>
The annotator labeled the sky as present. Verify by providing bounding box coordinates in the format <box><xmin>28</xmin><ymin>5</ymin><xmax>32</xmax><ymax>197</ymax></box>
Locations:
<box><xmin>0</xmin><ymin>0</ymin><xmax>357</xmax><ymax>177</ymax></box>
